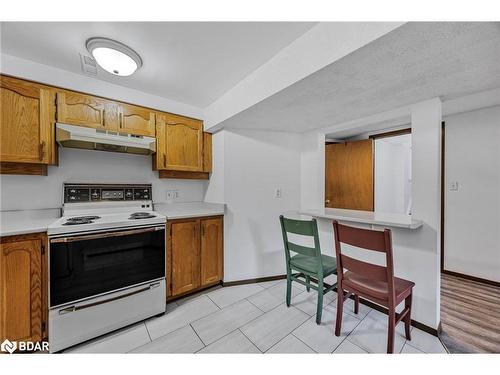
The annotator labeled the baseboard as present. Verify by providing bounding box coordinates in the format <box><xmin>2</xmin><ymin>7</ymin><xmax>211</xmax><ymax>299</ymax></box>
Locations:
<box><xmin>355</xmin><ymin>297</ymin><xmax>439</xmax><ymax>337</ymax></box>
<box><xmin>442</xmin><ymin>269</ymin><xmax>500</xmax><ymax>287</ymax></box>
<box><xmin>222</xmin><ymin>274</ymin><xmax>286</xmax><ymax>287</ymax></box>
<box><xmin>225</xmin><ymin>274</ymin><xmax>439</xmax><ymax>337</ymax></box>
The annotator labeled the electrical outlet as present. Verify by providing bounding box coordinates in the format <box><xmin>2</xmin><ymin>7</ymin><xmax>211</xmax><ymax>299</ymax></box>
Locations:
<box><xmin>167</xmin><ymin>190</ymin><xmax>175</xmax><ymax>202</ymax></box>
<box><xmin>166</xmin><ymin>190</ymin><xmax>179</xmax><ymax>201</ymax></box>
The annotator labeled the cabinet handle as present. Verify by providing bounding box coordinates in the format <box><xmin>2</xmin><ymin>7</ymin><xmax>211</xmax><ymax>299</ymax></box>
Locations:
<box><xmin>163</xmin><ymin>153</ymin><xmax>166</xmax><ymax>168</ymax></box>
<box><xmin>119</xmin><ymin>112</ymin><xmax>123</xmax><ymax>128</ymax></box>
<box><xmin>39</xmin><ymin>141</ymin><xmax>46</xmax><ymax>161</ymax></box>
<box><xmin>102</xmin><ymin>109</ymin><xmax>106</xmax><ymax>126</ymax></box>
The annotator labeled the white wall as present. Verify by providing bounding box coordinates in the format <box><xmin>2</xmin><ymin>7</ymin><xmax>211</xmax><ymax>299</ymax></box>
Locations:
<box><xmin>309</xmin><ymin>98</ymin><xmax>443</xmax><ymax>329</ymax></box>
<box><xmin>444</xmin><ymin>106</ymin><xmax>500</xmax><ymax>282</ymax></box>
<box><xmin>300</xmin><ymin>131</ymin><xmax>325</xmax><ymax>210</ymax></box>
<box><xmin>375</xmin><ymin>134</ymin><xmax>412</xmax><ymax>214</ymax></box>
<box><xmin>218</xmin><ymin>129</ymin><xmax>302</xmax><ymax>281</ymax></box>
<box><xmin>0</xmin><ymin>148</ymin><xmax>207</xmax><ymax>211</ymax></box>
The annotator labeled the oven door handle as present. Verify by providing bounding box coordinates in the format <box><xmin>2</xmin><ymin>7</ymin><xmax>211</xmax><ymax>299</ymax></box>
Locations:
<box><xmin>50</xmin><ymin>226</ymin><xmax>164</xmax><ymax>243</ymax></box>
<box><xmin>58</xmin><ymin>282</ymin><xmax>161</xmax><ymax>315</ymax></box>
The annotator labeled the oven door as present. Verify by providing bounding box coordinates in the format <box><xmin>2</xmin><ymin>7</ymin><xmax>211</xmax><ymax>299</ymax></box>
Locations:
<box><xmin>49</xmin><ymin>225</ymin><xmax>166</xmax><ymax>307</ymax></box>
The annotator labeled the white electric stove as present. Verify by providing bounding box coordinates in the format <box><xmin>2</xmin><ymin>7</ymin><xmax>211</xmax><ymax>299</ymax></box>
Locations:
<box><xmin>48</xmin><ymin>183</ymin><xmax>166</xmax><ymax>352</ymax></box>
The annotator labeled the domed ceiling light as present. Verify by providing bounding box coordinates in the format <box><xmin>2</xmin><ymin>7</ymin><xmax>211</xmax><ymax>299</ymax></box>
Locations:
<box><xmin>86</xmin><ymin>37</ymin><xmax>142</xmax><ymax>76</ymax></box>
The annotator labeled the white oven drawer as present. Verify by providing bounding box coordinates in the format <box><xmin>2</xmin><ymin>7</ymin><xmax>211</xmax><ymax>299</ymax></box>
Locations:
<box><xmin>49</xmin><ymin>279</ymin><xmax>165</xmax><ymax>353</ymax></box>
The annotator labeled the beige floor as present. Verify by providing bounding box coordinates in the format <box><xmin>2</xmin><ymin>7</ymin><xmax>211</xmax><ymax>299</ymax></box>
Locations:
<box><xmin>63</xmin><ymin>280</ymin><xmax>448</xmax><ymax>354</ymax></box>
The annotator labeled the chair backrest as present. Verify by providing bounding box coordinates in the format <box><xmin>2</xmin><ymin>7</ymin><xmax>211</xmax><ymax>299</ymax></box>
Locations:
<box><xmin>332</xmin><ymin>220</ymin><xmax>395</xmax><ymax>299</ymax></box>
<box><xmin>279</xmin><ymin>215</ymin><xmax>323</xmax><ymax>269</ymax></box>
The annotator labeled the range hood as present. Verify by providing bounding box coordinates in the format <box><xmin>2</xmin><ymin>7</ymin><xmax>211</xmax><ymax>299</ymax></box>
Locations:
<box><xmin>56</xmin><ymin>123</ymin><xmax>156</xmax><ymax>155</ymax></box>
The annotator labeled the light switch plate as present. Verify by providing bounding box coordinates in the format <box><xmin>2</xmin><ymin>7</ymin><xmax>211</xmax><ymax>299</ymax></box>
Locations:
<box><xmin>450</xmin><ymin>182</ymin><xmax>459</xmax><ymax>191</ymax></box>
<box><xmin>275</xmin><ymin>188</ymin><xmax>282</xmax><ymax>198</ymax></box>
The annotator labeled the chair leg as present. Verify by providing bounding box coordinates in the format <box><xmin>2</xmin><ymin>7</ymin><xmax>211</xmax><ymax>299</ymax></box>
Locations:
<box><xmin>354</xmin><ymin>294</ymin><xmax>360</xmax><ymax>315</ymax></box>
<box><xmin>387</xmin><ymin>309</ymin><xmax>396</xmax><ymax>354</ymax></box>
<box><xmin>286</xmin><ymin>272</ymin><xmax>292</xmax><ymax>307</ymax></box>
<box><xmin>316</xmin><ymin>279</ymin><xmax>324</xmax><ymax>325</ymax></box>
<box><xmin>404</xmin><ymin>293</ymin><xmax>412</xmax><ymax>340</ymax></box>
<box><xmin>335</xmin><ymin>288</ymin><xmax>344</xmax><ymax>336</ymax></box>
<box><xmin>305</xmin><ymin>275</ymin><xmax>311</xmax><ymax>292</ymax></box>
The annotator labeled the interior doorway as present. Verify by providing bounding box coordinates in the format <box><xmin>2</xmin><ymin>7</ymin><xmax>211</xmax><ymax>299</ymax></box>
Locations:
<box><xmin>324</xmin><ymin>128</ymin><xmax>412</xmax><ymax>214</ymax></box>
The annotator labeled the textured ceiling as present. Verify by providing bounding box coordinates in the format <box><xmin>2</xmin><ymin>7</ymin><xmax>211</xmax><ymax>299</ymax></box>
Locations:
<box><xmin>220</xmin><ymin>22</ymin><xmax>500</xmax><ymax>132</ymax></box>
<box><xmin>0</xmin><ymin>22</ymin><xmax>316</xmax><ymax>107</ymax></box>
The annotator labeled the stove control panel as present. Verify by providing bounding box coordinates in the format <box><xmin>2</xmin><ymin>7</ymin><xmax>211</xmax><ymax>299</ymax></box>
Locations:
<box><xmin>64</xmin><ymin>184</ymin><xmax>152</xmax><ymax>203</ymax></box>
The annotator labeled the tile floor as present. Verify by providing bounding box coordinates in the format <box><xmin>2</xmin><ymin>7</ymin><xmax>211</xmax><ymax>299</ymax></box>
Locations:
<box><xmin>64</xmin><ymin>280</ymin><xmax>448</xmax><ymax>354</ymax></box>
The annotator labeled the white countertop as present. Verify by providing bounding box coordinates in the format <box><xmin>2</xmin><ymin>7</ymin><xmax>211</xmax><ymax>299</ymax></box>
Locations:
<box><xmin>298</xmin><ymin>207</ymin><xmax>423</xmax><ymax>229</ymax></box>
<box><xmin>0</xmin><ymin>202</ymin><xmax>225</xmax><ymax>236</ymax></box>
<box><xmin>154</xmin><ymin>201</ymin><xmax>225</xmax><ymax>220</ymax></box>
<box><xmin>0</xmin><ymin>209</ymin><xmax>61</xmax><ymax>237</ymax></box>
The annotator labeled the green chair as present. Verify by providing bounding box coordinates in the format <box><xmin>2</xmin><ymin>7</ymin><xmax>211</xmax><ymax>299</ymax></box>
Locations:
<box><xmin>279</xmin><ymin>215</ymin><xmax>338</xmax><ymax>324</ymax></box>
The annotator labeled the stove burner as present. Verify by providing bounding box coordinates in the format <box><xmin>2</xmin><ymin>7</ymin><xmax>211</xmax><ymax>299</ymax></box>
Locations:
<box><xmin>129</xmin><ymin>212</ymin><xmax>156</xmax><ymax>220</ymax></box>
<box><xmin>67</xmin><ymin>216</ymin><xmax>101</xmax><ymax>221</ymax></box>
<box><xmin>63</xmin><ymin>215</ymin><xmax>101</xmax><ymax>226</ymax></box>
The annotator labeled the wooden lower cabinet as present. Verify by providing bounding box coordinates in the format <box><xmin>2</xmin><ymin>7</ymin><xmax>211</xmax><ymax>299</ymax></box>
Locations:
<box><xmin>200</xmin><ymin>218</ymin><xmax>223</xmax><ymax>286</ymax></box>
<box><xmin>167</xmin><ymin>216</ymin><xmax>223</xmax><ymax>299</ymax></box>
<box><xmin>0</xmin><ymin>233</ymin><xmax>47</xmax><ymax>343</ymax></box>
<box><xmin>169</xmin><ymin>220</ymin><xmax>201</xmax><ymax>296</ymax></box>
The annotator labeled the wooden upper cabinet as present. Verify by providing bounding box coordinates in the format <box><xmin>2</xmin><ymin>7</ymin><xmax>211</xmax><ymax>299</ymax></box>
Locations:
<box><xmin>56</xmin><ymin>91</ymin><xmax>119</xmax><ymax>131</ymax></box>
<box><xmin>203</xmin><ymin>132</ymin><xmax>212</xmax><ymax>173</ymax></box>
<box><xmin>0</xmin><ymin>236</ymin><xmax>44</xmax><ymax>343</ymax></box>
<box><xmin>200</xmin><ymin>217</ymin><xmax>223</xmax><ymax>286</ymax></box>
<box><xmin>118</xmin><ymin>103</ymin><xmax>155</xmax><ymax>137</ymax></box>
<box><xmin>157</xmin><ymin>113</ymin><xmax>204</xmax><ymax>172</ymax></box>
<box><xmin>170</xmin><ymin>220</ymin><xmax>201</xmax><ymax>296</ymax></box>
<box><xmin>0</xmin><ymin>76</ymin><xmax>53</xmax><ymax>165</ymax></box>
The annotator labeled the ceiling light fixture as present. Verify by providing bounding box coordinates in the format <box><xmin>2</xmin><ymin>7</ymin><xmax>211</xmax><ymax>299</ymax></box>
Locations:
<box><xmin>86</xmin><ymin>37</ymin><xmax>142</xmax><ymax>77</ymax></box>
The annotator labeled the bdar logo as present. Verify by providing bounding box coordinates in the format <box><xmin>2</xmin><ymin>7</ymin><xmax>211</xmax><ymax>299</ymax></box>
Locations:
<box><xmin>1</xmin><ymin>339</ymin><xmax>17</xmax><ymax>354</ymax></box>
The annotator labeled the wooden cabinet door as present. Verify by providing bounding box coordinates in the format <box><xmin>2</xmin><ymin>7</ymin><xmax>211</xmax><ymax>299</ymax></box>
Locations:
<box><xmin>119</xmin><ymin>103</ymin><xmax>155</xmax><ymax>137</ymax></box>
<box><xmin>56</xmin><ymin>91</ymin><xmax>119</xmax><ymax>131</ymax></box>
<box><xmin>325</xmin><ymin>139</ymin><xmax>374</xmax><ymax>211</ymax></box>
<box><xmin>203</xmin><ymin>132</ymin><xmax>212</xmax><ymax>173</ymax></box>
<box><xmin>170</xmin><ymin>220</ymin><xmax>200</xmax><ymax>296</ymax></box>
<box><xmin>160</xmin><ymin>114</ymin><xmax>203</xmax><ymax>172</ymax></box>
<box><xmin>0</xmin><ymin>238</ymin><xmax>43</xmax><ymax>343</ymax></box>
<box><xmin>154</xmin><ymin>116</ymin><xmax>167</xmax><ymax>170</ymax></box>
<box><xmin>0</xmin><ymin>76</ymin><xmax>52</xmax><ymax>164</ymax></box>
<box><xmin>200</xmin><ymin>217</ymin><xmax>223</xmax><ymax>286</ymax></box>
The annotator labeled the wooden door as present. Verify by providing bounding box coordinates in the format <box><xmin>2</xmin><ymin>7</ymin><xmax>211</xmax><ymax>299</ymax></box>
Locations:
<box><xmin>56</xmin><ymin>91</ymin><xmax>119</xmax><ymax>131</ymax></box>
<box><xmin>0</xmin><ymin>76</ymin><xmax>52</xmax><ymax>164</ymax></box>
<box><xmin>200</xmin><ymin>217</ymin><xmax>223</xmax><ymax>286</ymax></box>
<box><xmin>325</xmin><ymin>139</ymin><xmax>374</xmax><ymax>211</ymax></box>
<box><xmin>169</xmin><ymin>220</ymin><xmax>200</xmax><ymax>296</ymax></box>
<box><xmin>119</xmin><ymin>103</ymin><xmax>155</xmax><ymax>136</ymax></box>
<box><xmin>161</xmin><ymin>114</ymin><xmax>203</xmax><ymax>172</ymax></box>
<box><xmin>0</xmin><ymin>237</ymin><xmax>44</xmax><ymax>343</ymax></box>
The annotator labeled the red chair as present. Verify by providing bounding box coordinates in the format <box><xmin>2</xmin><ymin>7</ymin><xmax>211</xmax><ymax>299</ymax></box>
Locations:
<box><xmin>333</xmin><ymin>220</ymin><xmax>415</xmax><ymax>353</ymax></box>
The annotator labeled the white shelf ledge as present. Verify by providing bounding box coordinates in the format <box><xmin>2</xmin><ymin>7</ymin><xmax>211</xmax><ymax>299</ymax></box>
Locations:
<box><xmin>298</xmin><ymin>208</ymin><xmax>423</xmax><ymax>229</ymax></box>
